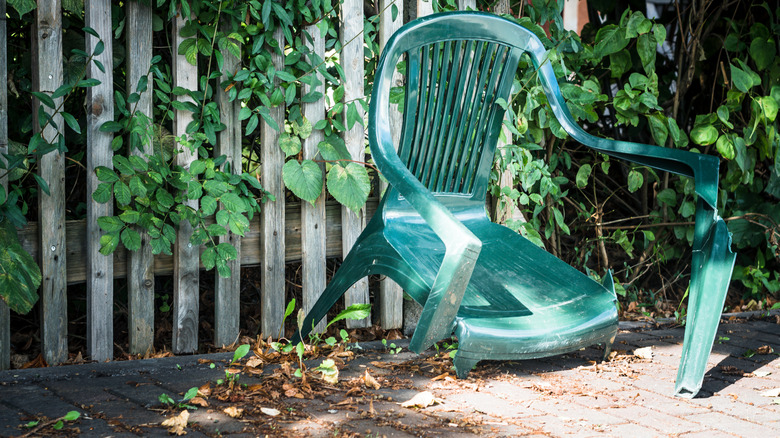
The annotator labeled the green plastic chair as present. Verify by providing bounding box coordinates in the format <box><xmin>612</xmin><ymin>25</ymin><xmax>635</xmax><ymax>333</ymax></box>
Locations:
<box><xmin>294</xmin><ymin>11</ymin><xmax>736</xmax><ymax>398</ymax></box>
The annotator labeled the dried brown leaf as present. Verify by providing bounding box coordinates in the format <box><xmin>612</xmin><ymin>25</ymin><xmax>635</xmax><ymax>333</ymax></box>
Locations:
<box><xmin>363</xmin><ymin>370</ymin><xmax>381</xmax><ymax>390</ymax></box>
<box><xmin>223</xmin><ymin>407</ymin><xmax>243</xmax><ymax>418</ymax></box>
<box><xmin>161</xmin><ymin>410</ymin><xmax>189</xmax><ymax>435</ymax></box>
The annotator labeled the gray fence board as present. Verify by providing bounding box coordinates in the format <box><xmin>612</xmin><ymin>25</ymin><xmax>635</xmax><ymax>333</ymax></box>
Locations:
<box><xmin>214</xmin><ymin>23</ymin><xmax>242</xmax><ymax>347</ymax></box>
<box><xmin>34</xmin><ymin>0</ymin><xmax>68</xmax><ymax>366</ymax></box>
<box><xmin>260</xmin><ymin>28</ymin><xmax>287</xmax><ymax>338</ymax></box>
<box><xmin>301</xmin><ymin>23</ymin><xmax>328</xmax><ymax>334</ymax></box>
<box><xmin>172</xmin><ymin>10</ymin><xmax>199</xmax><ymax>353</ymax></box>
<box><xmin>85</xmin><ymin>0</ymin><xmax>115</xmax><ymax>362</ymax></box>
<box><xmin>125</xmin><ymin>0</ymin><xmax>155</xmax><ymax>356</ymax></box>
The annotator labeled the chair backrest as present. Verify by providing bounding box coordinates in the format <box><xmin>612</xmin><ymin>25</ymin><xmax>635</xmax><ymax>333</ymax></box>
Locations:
<box><xmin>370</xmin><ymin>12</ymin><xmax>548</xmax><ymax>205</ymax></box>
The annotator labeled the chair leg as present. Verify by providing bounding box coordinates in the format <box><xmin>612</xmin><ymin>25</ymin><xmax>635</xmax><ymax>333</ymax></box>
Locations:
<box><xmin>602</xmin><ymin>327</ymin><xmax>618</xmax><ymax>362</ymax></box>
<box><xmin>453</xmin><ymin>354</ymin><xmax>480</xmax><ymax>379</ymax></box>
<box><xmin>291</xmin><ymin>253</ymin><xmax>370</xmax><ymax>345</ymax></box>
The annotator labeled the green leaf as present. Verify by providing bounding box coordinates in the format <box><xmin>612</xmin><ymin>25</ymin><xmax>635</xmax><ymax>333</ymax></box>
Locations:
<box><xmin>283</xmin><ymin>160</ymin><xmax>323</xmax><ymax>204</ymax></box>
<box><xmin>113</xmin><ymin>155</ymin><xmax>135</xmax><ymax>176</ymax></box>
<box><xmin>114</xmin><ymin>181</ymin><xmax>132</xmax><ymax>205</ymax></box>
<box><xmin>657</xmin><ymin>188</ymin><xmax>677</xmax><ymax>206</ymax></box>
<box><xmin>758</xmin><ymin>96</ymin><xmax>779</xmax><ymax>122</ymax></box>
<box><xmin>327</xmin><ymin>162</ymin><xmax>370</xmax><ymax>214</ymax></box>
<box><xmin>679</xmin><ymin>200</ymin><xmax>696</xmax><ymax>218</ymax></box>
<box><xmin>129</xmin><ymin>176</ymin><xmax>147</xmax><ymax>198</ymax></box>
<box><xmin>201</xmin><ymin>195</ymin><xmax>218</xmax><ymax>216</ymax></box>
<box><xmin>202</xmin><ymin>246</ymin><xmax>217</xmax><ymax>270</ymax></box>
<box><xmin>97</xmin><ymin>216</ymin><xmax>124</xmax><ymax>233</ymax></box>
<box><xmin>99</xmin><ymin>232</ymin><xmax>121</xmax><ymax>256</ymax></box>
<box><xmin>716</xmin><ymin>135</ymin><xmax>735</xmax><ymax>160</ymax></box>
<box><xmin>121</xmin><ymin>228</ymin><xmax>142</xmax><ymax>251</ymax></box>
<box><xmin>182</xmin><ymin>387</ymin><xmax>198</xmax><ymax>402</ymax></box>
<box><xmin>62</xmin><ymin>112</ymin><xmax>81</xmax><ymax>134</ymax></box>
<box><xmin>627</xmin><ymin>170</ymin><xmax>643</xmax><ymax>193</ymax></box>
<box><xmin>637</xmin><ymin>34</ymin><xmax>656</xmax><ymax>74</ymax></box>
<box><xmin>326</xmin><ymin>303</ymin><xmax>371</xmax><ymax>328</ymax></box>
<box><xmin>0</xmin><ymin>219</ymin><xmax>41</xmax><ymax>314</ymax></box>
<box><xmin>100</xmin><ymin>121</ymin><xmax>123</xmax><ymax>133</ymax></box>
<box><xmin>232</xmin><ymin>344</ymin><xmax>250</xmax><ymax>363</ymax></box>
<box><xmin>749</xmin><ymin>37</ymin><xmax>776</xmax><ymax>71</ymax></box>
<box><xmin>31</xmin><ymin>91</ymin><xmax>55</xmax><ymax>109</ymax></box>
<box><xmin>95</xmin><ymin>166</ymin><xmax>119</xmax><ymax>183</ymax></box>
<box><xmin>220</xmin><ymin>193</ymin><xmax>247</xmax><ymax>213</ymax></box>
<box><xmin>119</xmin><ymin>210</ymin><xmax>140</xmax><ymax>224</ymax></box>
<box><xmin>246</xmin><ymin>114</ymin><xmax>259</xmax><ymax>135</ymax></box>
<box><xmin>608</xmin><ymin>50</ymin><xmax>631</xmax><ymax>79</ymax></box>
<box><xmin>594</xmin><ymin>25</ymin><xmax>629</xmax><ymax>58</ymax></box>
<box><xmin>317</xmin><ymin>136</ymin><xmax>351</xmax><ymax>163</ymax></box>
<box><xmin>155</xmin><ymin>189</ymin><xmax>175</xmax><ymax>210</ymax></box>
<box><xmin>690</xmin><ymin>125</ymin><xmax>718</xmax><ymax>146</ymax></box>
<box><xmin>575</xmin><ymin>164</ymin><xmax>591</xmax><ymax>188</ymax></box>
<box><xmin>7</xmin><ymin>0</ymin><xmax>36</xmax><ymax>18</ymax></box>
<box><xmin>292</xmin><ymin>118</ymin><xmax>313</xmax><ymax>139</ymax></box>
<box><xmin>216</xmin><ymin>242</ymin><xmax>238</xmax><ymax>260</ymax></box>
<box><xmin>730</xmin><ymin>63</ymin><xmax>754</xmax><ymax>93</ymax></box>
<box><xmin>285</xmin><ymin>299</ymin><xmax>296</xmax><ymax>318</ymax></box>
<box><xmin>92</xmin><ymin>182</ymin><xmax>113</xmax><ymax>203</ymax></box>
<box><xmin>227</xmin><ymin>212</ymin><xmax>250</xmax><ymax>236</ymax></box>
<box><xmin>279</xmin><ymin>133</ymin><xmax>302</xmax><ymax>157</ymax></box>
<box><xmin>62</xmin><ymin>411</ymin><xmax>80</xmax><ymax>422</ymax></box>
<box><xmin>647</xmin><ymin>114</ymin><xmax>668</xmax><ymax>146</ymax></box>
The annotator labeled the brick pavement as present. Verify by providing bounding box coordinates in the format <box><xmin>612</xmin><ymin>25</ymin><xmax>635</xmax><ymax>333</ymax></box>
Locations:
<box><xmin>1</xmin><ymin>311</ymin><xmax>778</xmax><ymax>437</ymax></box>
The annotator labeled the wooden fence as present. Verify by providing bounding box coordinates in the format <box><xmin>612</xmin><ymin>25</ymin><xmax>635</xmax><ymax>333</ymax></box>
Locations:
<box><xmin>0</xmin><ymin>0</ymin><xmax>496</xmax><ymax>370</ymax></box>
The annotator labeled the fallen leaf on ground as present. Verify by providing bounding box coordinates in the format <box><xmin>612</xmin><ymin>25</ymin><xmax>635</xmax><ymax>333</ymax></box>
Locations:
<box><xmin>363</xmin><ymin>370</ymin><xmax>381</xmax><ymax>390</ymax></box>
<box><xmin>261</xmin><ymin>407</ymin><xmax>280</xmax><ymax>416</ymax></box>
<box><xmin>246</xmin><ymin>356</ymin><xmax>263</xmax><ymax>368</ymax></box>
<box><xmin>756</xmin><ymin>345</ymin><xmax>774</xmax><ymax>355</ymax></box>
<box><xmin>197</xmin><ymin>383</ymin><xmax>211</xmax><ymax>398</ymax></box>
<box><xmin>161</xmin><ymin>410</ymin><xmax>189</xmax><ymax>435</ymax></box>
<box><xmin>223</xmin><ymin>407</ymin><xmax>243</xmax><ymax>418</ymax></box>
<box><xmin>188</xmin><ymin>396</ymin><xmax>208</xmax><ymax>407</ymax></box>
<box><xmin>754</xmin><ymin>371</ymin><xmax>772</xmax><ymax>377</ymax></box>
<box><xmin>633</xmin><ymin>347</ymin><xmax>653</xmax><ymax>360</ymax></box>
<box><xmin>760</xmin><ymin>388</ymin><xmax>780</xmax><ymax>397</ymax></box>
<box><xmin>400</xmin><ymin>391</ymin><xmax>442</xmax><ymax>408</ymax></box>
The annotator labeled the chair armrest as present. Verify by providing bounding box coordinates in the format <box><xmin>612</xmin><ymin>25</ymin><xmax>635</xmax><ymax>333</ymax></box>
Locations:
<box><xmin>369</xmin><ymin>71</ymin><xmax>482</xmax><ymax>353</ymax></box>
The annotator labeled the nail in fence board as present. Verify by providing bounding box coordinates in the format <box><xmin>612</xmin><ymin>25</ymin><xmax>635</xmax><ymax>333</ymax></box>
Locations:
<box><xmin>172</xmin><ymin>10</ymin><xmax>199</xmax><ymax>353</ymax></box>
<box><xmin>214</xmin><ymin>23</ymin><xmax>242</xmax><ymax>347</ymax></box>
<box><xmin>341</xmin><ymin>0</ymin><xmax>370</xmax><ymax>329</ymax></box>
<box><xmin>377</xmin><ymin>0</ymin><xmax>404</xmax><ymax>330</ymax></box>
<box><xmin>301</xmin><ymin>23</ymin><xmax>327</xmax><ymax>334</ymax></box>
<box><xmin>85</xmin><ymin>0</ymin><xmax>115</xmax><ymax>362</ymax></box>
<box><xmin>125</xmin><ymin>0</ymin><xmax>155</xmax><ymax>356</ymax></box>
<box><xmin>33</xmin><ymin>0</ymin><xmax>68</xmax><ymax>366</ymax></box>
<box><xmin>260</xmin><ymin>28</ymin><xmax>286</xmax><ymax>339</ymax></box>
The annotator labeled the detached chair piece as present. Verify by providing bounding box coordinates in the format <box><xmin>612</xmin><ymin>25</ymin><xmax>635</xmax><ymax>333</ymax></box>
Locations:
<box><xmin>294</xmin><ymin>12</ymin><xmax>736</xmax><ymax>398</ymax></box>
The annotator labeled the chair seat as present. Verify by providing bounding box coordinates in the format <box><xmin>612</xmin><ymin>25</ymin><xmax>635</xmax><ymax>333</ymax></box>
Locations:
<box><xmin>384</xmin><ymin>215</ymin><xmax>619</xmax><ymax>364</ymax></box>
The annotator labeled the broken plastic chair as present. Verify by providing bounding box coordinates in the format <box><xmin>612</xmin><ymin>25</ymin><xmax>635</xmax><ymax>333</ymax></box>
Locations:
<box><xmin>293</xmin><ymin>12</ymin><xmax>736</xmax><ymax>398</ymax></box>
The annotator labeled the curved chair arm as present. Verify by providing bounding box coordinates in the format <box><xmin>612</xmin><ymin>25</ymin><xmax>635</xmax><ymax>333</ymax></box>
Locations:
<box><xmin>530</xmin><ymin>45</ymin><xmax>736</xmax><ymax>397</ymax></box>
<box><xmin>369</xmin><ymin>55</ymin><xmax>482</xmax><ymax>354</ymax></box>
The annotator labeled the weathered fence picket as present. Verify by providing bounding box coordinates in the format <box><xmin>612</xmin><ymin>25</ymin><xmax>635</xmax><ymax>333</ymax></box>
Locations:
<box><xmin>301</xmin><ymin>23</ymin><xmax>328</xmax><ymax>334</ymax></box>
<box><xmin>214</xmin><ymin>22</ymin><xmax>242</xmax><ymax>347</ymax></box>
<box><xmin>418</xmin><ymin>0</ymin><xmax>434</xmax><ymax>17</ymax></box>
<box><xmin>172</xmin><ymin>10</ymin><xmax>200</xmax><ymax>353</ymax></box>
<box><xmin>0</xmin><ymin>0</ymin><xmax>9</xmax><ymax>371</ymax></box>
<box><xmin>458</xmin><ymin>0</ymin><xmax>476</xmax><ymax>10</ymax></box>
<box><xmin>85</xmin><ymin>0</ymin><xmax>115</xmax><ymax>362</ymax></box>
<box><xmin>377</xmin><ymin>0</ymin><xmax>404</xmax><ymax>330</ymax></box>
<box><xmin>125</xmin><ymin>0</ymin><xmax>155</xmax><ymax>355</ymax></box>
<box><xmin>34</xmin><ymin>0</ymin><xmax>68</xmax><ymax>366</ymax></box>
<box><xmin>341</xmin><ymin>0</ymin><xmax>370</xmax><ymax>329</ymax></box>
<box><xmin>260</xmin><ymin>28</ymin><xmax>287</xmax><ymax>338</ymax></box>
